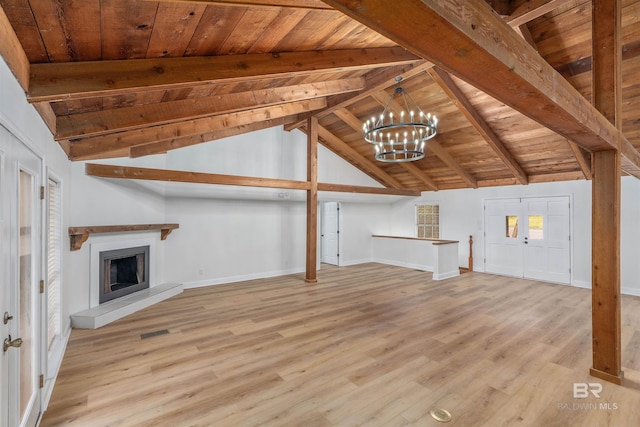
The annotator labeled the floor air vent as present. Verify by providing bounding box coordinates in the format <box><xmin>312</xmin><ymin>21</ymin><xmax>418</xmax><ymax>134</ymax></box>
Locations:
<box><xmin>140</xmin><ymin>329</ymin><xmax>169</xmax><ymax>340</ymax></box>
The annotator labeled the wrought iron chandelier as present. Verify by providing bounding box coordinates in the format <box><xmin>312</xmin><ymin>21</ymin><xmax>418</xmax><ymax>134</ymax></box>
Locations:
<box><xmin>362</xmin><ymin>77</ymin><xmax>437</xmax><ymax>162</ymax></box>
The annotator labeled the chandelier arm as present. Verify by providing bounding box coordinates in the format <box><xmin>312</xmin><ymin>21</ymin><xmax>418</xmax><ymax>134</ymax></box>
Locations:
<box><xmin>400</xmin><ymin>90</ymin><xmax>413</xmax><ymax>120</ymax></box>
<box><xmin>403</xmin><ymin>90</ymin><xmax>424</xmax><ymax>118</ymax></box>
<box><xmin>379</xmin><ymin>91</ymin><xmax>396</xmax><ymax>125</ymax></box>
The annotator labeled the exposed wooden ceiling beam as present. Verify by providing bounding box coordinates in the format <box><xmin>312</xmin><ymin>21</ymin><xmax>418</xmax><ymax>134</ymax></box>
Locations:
<box><xmin>513</xmin><ymin>19</ymin><xmax>595</xmax><ymax>182</ymax></box>
<box><xmin>621</xmin><ymin>138</ymin><xmax>640</xmax><ymax>178</ymax></box>
<box><xmin>484</xmin><ymin>0</ymin><xmax>511</xmax><ymax>16</ymax></box>
<box><xmin>284</xmin><ymin>60</ymin><xmax>433</xmax><ymax>131</ymax></box>
<box><xmin>317</xmin><ymin>182</ymin><xmax>420</xmax><ymax>196</ymax></box>
<box><xmin>57</xmin><ymin>78</ymin><xmax>364</xmax><ymax>140</ymax></box>
<box><xmin>316</xmin><ymin>124</ymin><xmax>403</xmax><ymax>189</ymax></box>
<box><xmin>86</xmin><ymin>163</ymin><xmax>312</xmax><ymax>190</ymax></box>
<box><xmin>69</xmin><ymin>99</ymin><xmax>325</xmax><ymax>160</ymax></box>
<box><xmin>400</xmin><ymin>162</ymin><xmax>438</xmax><ymax>192</ymax></box>
<box><xmin>567</xmin><ymin>140</ymin><xmax>593</xmax><ymax>180</ymax></box>
<box><xmin>515</xmin><ymin>24</ymin><xmax>536</xmax><ymax>47</ymax></box>
<box><xmin>319</xmin><ymin>0</ymin><xmax>622</xmax><ymax>155</ymax></box>
<box><xmin>427</xmin><ymin>67</ymin><xmax>528</xmax><ymax>185</ymax></box>
<box><xmin>506</xmin><ymin>0</ymin><xmax>566</xmax><ymax>27</ymax></box>
<box><xmin>332</xmin><ymin>107</ymin><xmax>438</xmax><ymax>191</ymax></box>
<box><xmin>71</xmin><ymin>117</ymin><xmax>296</xmax><ymax>161</ymax></box>
<box><xmin>151</xmin><ymin>0</ymin><xmax>333</xmax><ymax>9</ymax></box>
<box><xmin>332</xmin><ymin>108</ymin><xmax>363</xmax><ymax>133</ymax></box>
<box><xmin>84</xmin><ymin>163</ymin><xmax>420</xmax><ymax>196</ymax></box>
<box><xmin>0</xmin><ymin>5</ymin><xmax>29</xmax><ymax>91</ymax></box>
<box><xmin>557</xmin><ymin>40</ymin><xmax>640</xmax><ymax>79</ymax></box>
<box><xmin>319</xmin><ymin>61</ymin><xmax>435</xmax><ymax>119</ymax></box>
<box><xmin>129</xmin><ymin>116</ymin><xmax>298</xmax><ymax>158</ymax></box>
<box><xmin>464</xmin><ymin>171</ymin><xmax>590</xmax><ymax>190</ymax></box>
<box><xmin>427</xmin><ymin>139</ymin><xmax>478</xmax><ymax>189</ymax></box>
<box><xmin>28</xmin><ymin>47</ymin><xmax>420</xmax><ymax>103</ymax></box>
<box><xmin>33</xmin><ymin>102</ymin><xmax>57</xmax><ymax>136</ymax></box>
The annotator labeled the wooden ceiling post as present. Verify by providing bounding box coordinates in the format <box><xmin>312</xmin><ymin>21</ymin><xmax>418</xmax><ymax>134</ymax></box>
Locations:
<box><xmin>590</xmin><ymin>0</ymin><xmax>623</xmax><ymax>385</ymax></box>
<box><xmin>305</xmin><ymin>116</ymin><xmax>319</xmax><ymax>284</ymax></box>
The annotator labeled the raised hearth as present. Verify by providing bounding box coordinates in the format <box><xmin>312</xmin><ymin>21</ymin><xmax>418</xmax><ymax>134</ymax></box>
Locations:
<box><xmin>71</xmin><ymin>282</ymin><xmax>183</xmax><ymax>329</ymax></box>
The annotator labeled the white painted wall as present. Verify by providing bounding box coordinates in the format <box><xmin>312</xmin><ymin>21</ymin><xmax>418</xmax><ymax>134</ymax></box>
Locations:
<box><xmin>163</xmin><ymin>127</ymin><xmax>391</xmax><ymax>286</ymax></box>
<box><xmin>165</xmin><ymin>197</ymin><xmax>307</xmax><ymax>286</ymax></box>
<box><xmin>388</xmin><ymin>178</ymin><xmax>640</xmax><ymax>295</ymax></box>
<box><xmin>620</xmin><ymin>176</ymin><xmax>640</xmax><ymax>295</ymax></box>
<box><xmin>338</xmin><ymin>202</ymin><xmax>392</xmax><ymax>265</ymax></box>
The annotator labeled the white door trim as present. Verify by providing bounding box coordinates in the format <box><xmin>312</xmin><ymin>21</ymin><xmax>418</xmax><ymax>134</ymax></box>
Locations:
<box><xmin>483</xmin><ymin>195</ymin><xmax>573</xmax><ymax>285</ymax></box>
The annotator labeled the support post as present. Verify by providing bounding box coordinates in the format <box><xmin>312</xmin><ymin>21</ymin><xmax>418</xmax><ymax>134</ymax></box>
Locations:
<box><xmin>590</xmin><ymin>0</ymin><xmax>623</xmax><ymax>384</ymax></box>
<box><xmin>305</xmin><ymin>116</ymin><xmax>319</xmax><ymax>283</ymax></box>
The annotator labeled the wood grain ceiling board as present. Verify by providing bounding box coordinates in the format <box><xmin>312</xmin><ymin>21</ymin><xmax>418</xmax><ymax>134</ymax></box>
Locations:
<box><xmin>184</xmin><ymin>5</ymin><xmax>246</xmax><ymax>55</ymax></box>
<box><xmin>100</xmin><ymin>0</ymin><xmax>158</xmax><ymax>60</ymax></box>
<box><xmin>28</xmin><ymin>0</ymin><xmax>101</xmax><ymax>62</ymax></box>
<box><xmin>5</xmin><ymin>0</ymin><xmax>640</xmax><ymax>188</ymax></box>
<box><xmin>146</xmin><ymin>3</ymin><xmax>208</xmax><ymax>57</ymax></box>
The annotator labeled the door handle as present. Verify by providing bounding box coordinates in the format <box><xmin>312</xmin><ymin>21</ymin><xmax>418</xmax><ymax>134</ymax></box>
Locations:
<box><xmin>3</xmin><ymin>335</ymin><xmax>23</xmax><ymax>352</ymax></box>
<box><xmin>523</xmin><ymin>237</ymin><xmax>528</xmax><ymax>244</ymax></box>
<box><xmin>3</xmin><ymin>312</ymin><xmax>12</xmax><ymax>324</ymax></box>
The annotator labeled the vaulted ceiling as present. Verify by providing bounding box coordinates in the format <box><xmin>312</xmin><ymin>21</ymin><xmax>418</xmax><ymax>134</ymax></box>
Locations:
<box><xmin>2</xmin><ymin>0</ymin><xmax>640</xmax><ymax>191</ymax></box>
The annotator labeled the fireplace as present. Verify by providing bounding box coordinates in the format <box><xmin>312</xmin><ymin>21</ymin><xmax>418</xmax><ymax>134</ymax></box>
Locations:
<box><xmin>99</xmin><ymin>245</ymin><xmax>150</xmax><ymax>303</ymax></box>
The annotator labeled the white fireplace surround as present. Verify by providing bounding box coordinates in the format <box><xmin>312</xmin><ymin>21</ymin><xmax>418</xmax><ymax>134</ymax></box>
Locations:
<box><xmin>90</xmin><ymin>237</ymin><xmax>156</xmax><ymax>308</ymax></box>
<box><xmin>71</xmin><ymin>236</ymin><xmax>183</xmax><ymax>329</ymax></box>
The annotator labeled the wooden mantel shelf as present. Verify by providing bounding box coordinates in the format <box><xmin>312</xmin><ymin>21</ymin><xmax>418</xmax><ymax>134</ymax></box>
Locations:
<box><xmin>68</xmin><ymin>224</ymin><xmax>179</xmax><ymax>251</ymax></box>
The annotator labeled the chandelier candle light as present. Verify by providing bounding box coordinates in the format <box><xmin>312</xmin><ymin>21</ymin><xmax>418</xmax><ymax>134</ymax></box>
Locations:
<box><xmin>362</xmin><ymin>77</ymin><xmax>438</xmax><ymax>162</ymax></box>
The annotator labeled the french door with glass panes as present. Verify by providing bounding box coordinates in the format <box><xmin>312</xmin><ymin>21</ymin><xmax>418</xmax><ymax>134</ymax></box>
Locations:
<box><xmin>484</xmin><ymin>196</ymin><xmax>571</xmax><ymax>284</ymax></box>
<box><xmin>1</xmin><ymin>124</ymin><xmax>43</xmax><ymax>427</ymax></box>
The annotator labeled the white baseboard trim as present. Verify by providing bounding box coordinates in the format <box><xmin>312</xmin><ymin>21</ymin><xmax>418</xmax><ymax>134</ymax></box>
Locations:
<box><xmin>433</xmin><ymin>270</ymin><xmax>460</xmax><ymax>280</ymax></box>
<box><xmin>571</xmin><ymin>280</ymin><xmax>591</xmax><ymax>290</ymax></box>
<box><xmin>183</xmin><ymin>267</ymin><xmax>306</xmax><ymax>289</ymax></box>
<box><xmin>622</xmin><ymin>287</ymin><xmax>640</xmax><ymax>297</ymax></box>
<box><xmin>339</xmin><ymin>258</ymin><xmax>375</xmax><ymax>267</ymax></box>
<box><xmin>41</xmin><ymin>326</ymin><xmax>72</xmax><ymax>411</ymax></box>
<box><xmin>570</xmin><ymin>280</ymin><xmax>640</xmax><ymax>297</ymax></box>
<box><xmin>371</xmin><ymin>258</ymin><xmax>433</xmax><ymax>272</ymax></box>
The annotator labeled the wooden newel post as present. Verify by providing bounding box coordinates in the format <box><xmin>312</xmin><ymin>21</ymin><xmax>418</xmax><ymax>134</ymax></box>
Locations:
<box><xmin>468</xmin><ymin>235</ymin><xmax>473</xmax><ymax>272</ymax></box>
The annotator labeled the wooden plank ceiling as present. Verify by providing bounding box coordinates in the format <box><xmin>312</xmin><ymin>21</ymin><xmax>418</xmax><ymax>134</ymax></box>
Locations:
<box><xmin>3</xmin><ymin>0</ymin><xmax>640</xmax><ymax>191</ymax></box>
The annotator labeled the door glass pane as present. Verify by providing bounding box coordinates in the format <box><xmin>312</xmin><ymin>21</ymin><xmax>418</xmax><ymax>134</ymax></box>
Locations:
<box><xmin>528</xmin><ymin>215</ymin><xmax>544</xmax><ymax>239</ymax></box>
<box><xmin>506</xmin><ymin>215</ymin><xmax>518</xmax><ymax>238</ymax></box>
<box><xmin>19</xmin><ymin>170</ymin><xmax>34</xmax><ymax>421</ymax></box>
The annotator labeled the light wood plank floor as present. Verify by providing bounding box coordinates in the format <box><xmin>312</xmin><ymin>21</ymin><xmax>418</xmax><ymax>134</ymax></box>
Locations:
<box><xmin>41</xmin><ymin>263</ymin><xmax>640</xmax><ymax>426</ymax></box>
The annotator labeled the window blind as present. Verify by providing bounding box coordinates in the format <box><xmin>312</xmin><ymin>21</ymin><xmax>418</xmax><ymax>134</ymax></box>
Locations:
<box><xmin>47</xmin><ymin>178</ymin><xmax>61</xmax><ymax>350</ymax></box>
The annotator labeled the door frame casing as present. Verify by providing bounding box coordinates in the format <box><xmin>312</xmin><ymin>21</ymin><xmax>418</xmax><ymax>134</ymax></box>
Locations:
<box><xmin>320</xmin><ymin>201</ymin><xmax>342</xmax><ymax>266</ymax></box>
<box><xmin>0</xmin><ymin>121</ymin><xmax>46</xmax><ymax>427</ymax></box>
<box><xmin>482</xmin><ymin>194</ymin><xmax>574</xmax><ymax>285</ymax></box>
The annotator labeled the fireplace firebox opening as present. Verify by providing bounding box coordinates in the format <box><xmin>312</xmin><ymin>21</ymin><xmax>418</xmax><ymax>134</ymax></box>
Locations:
<box><xmin>99</xmin><ymin>245</ymin><xmax>150</xmax><ymax>304</ymax></box>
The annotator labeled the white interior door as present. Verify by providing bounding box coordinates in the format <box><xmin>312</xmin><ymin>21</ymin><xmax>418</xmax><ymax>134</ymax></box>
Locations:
<box><xmin>0</xmin><ymin>125</ymin><xmax>42</xmax><ymax>427</ymax></box>
<box><xmin>321</xmin><ymin>202</ymin><xmax>340</xmax><ymax>266</ymax></box>
<box><xmin>484</xmin><ymin>198</ymin><xmax>523</xmax><ymax>276</ymax></box>
<box><xmin>484</xmin><ymin>196</ymin><xmax>571</xmax><ymax>284</ymax></box>
<box><xmin>521</xmin><ymin>197</ymin><xmax>571</xmax><ymax>283</ymax></box>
